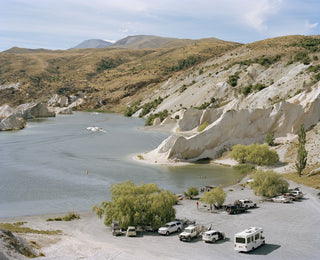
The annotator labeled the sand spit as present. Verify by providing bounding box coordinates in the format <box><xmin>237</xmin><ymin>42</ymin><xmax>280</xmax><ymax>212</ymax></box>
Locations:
<box><xmin>1</xmin><ymin>180</ymin><xmax>319</xmax><ymax>260</ymax></box>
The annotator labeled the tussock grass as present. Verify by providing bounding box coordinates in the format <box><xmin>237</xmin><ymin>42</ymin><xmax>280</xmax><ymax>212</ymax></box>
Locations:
<box><xmin>46</xmin><ymin>212</ymin><xmax>80</xmax><ymax>222</ymax></box>
<box><xmin>0</xmin><ymin>222</ymin><xmax>61</xmax><ymax>235</ymax></box>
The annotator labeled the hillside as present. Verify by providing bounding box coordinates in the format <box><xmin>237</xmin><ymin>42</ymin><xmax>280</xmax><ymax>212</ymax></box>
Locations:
<box><xmin>127</xmin><ymin>35</ymin><xmax>320</xmax><ymax>183</ymax></box>
<box><xmin>0</xmin><ymin>37</ymin><xmax>241</xmax><ymax>110</ymax></box>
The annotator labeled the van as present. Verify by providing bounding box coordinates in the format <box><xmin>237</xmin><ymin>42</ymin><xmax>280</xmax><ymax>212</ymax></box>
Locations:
<box><xmin>126</xmin><ymin>226</ymin><xmax>136</xmax><ymax>237</ymax></box>
<box><xmin>234</xmin><ymin>227</ymin><xmax>265</xmax><ymax>252</ymax></box>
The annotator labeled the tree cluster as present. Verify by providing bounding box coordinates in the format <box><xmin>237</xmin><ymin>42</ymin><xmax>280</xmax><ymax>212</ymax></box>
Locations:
<box><xmin>93</xmin><ymin>181</ymin><xmax>177</xmax><ymax>229</ymax></box>
<box><xmin>230</xmin><ymin>143</ymin><xmax>279</xmax><ymax>165</ymax></box>
<box><xmin>249</xmin><ymin>170</ymin><xmax>289</xmax><ymax>198</ymax></box>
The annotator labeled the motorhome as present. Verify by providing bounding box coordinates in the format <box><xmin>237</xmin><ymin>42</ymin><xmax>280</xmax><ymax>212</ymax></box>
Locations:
<box><xmin>234</xmin><ymin>227</ymin><xmax>265</xmax><ymax>252</ymax></box>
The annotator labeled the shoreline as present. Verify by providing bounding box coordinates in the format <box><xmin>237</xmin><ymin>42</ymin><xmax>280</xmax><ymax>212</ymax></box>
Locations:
<box><xmin>1</xmin><ymin>180</ymin><xmax>319</xmax><ymax>260</ymax></box>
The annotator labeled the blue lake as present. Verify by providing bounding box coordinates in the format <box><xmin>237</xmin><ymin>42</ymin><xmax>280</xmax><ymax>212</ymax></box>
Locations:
<box><xmin>0</xmin><ymin>112</ymin><xmax>241</xmax><ymax>218</ymax></box>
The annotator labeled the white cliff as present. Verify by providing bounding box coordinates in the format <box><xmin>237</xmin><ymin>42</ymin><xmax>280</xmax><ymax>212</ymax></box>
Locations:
<box><xmin>143</xmin><ymin>83</ymin><xmax>320</xmax><ymax>164</ymax></box>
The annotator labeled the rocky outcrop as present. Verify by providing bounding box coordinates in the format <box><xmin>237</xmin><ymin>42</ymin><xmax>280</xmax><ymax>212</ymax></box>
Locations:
<box><xmin>0</xmin><ymin>229</ymin><xmax>38</xmax><ymax>259</ymax></box>
<box><xmin>0</xmin><ymin>105</ymin><xmax>16</xmax><ymax>119</ymax></box>
<box><xmin>146</xmin><ymin>86</ymin><xmax>320</xmax><ymax>163</ymax></box>
<box><xmin>178</xmin><ymin>108</ymin><xmax>203</xmax><ymax>131</ymax></box>
<box><xmin>48</xmin><ymin>94</ymin><xmax>69</xmax><ymax>107</ymax></box>
<box><xmin>15</xmin><ymin>102</ymin><xmax>55</xmax><ymax>120</ymax></box>
<box><xmin>0</xmin><ymin>114</ymin><xmax>26</xmax><ymax>131</ymax></box>
<box><xmin>0</xmin><ymin>103</ymin><xmax>55</xmax><ymax>131</ymax></box>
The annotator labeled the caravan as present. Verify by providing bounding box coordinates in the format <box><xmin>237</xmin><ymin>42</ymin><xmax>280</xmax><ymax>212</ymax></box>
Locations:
<box><xmin>234</xmin><ymin>227</ymin><xmax>265</xmax><ymax>252</ymax></box>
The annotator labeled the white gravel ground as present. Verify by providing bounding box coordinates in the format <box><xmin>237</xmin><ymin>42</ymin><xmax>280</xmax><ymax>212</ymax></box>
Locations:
<box><xmin>1</xmin><ymin>180</ymin><xmax>320</xmax><ymax>260</ymax></box>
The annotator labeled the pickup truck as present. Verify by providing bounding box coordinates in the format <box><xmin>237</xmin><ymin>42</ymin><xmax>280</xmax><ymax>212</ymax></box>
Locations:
<box><xmin>225</xmin><ymin>204</ymin><xmax>247</xmax><ymax>214</ymax></box>
<box><xmin>158</xmin><ymin>221</ymin><xmax>183</xmax><ymax>235</ymax></box>
<box><xmin>239</xmin><ymin>199</ymin><xmax>257</xmax><ymax>209</ymax></box>
<box><xmin>179</xmin><ymin>225</ymin><xmax>204</xmax><ymax>242</ymax></box>
<box><xmin>202</xmin><ymin>230</ymin><xmax>225</xmax><ymax>243</ymax></box>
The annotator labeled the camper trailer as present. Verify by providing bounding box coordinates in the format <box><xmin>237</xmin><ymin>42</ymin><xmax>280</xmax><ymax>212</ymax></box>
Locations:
<box><xmin>234</xmin><ymin>227</ymin><xmax>265</xmax><ymax>252</ymax></box>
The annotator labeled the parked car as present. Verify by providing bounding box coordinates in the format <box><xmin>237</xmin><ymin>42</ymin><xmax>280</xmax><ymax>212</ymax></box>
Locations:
<box><xmin>202</xmin><ymin>230</ymin><xmax>225</xmax><ymax>243</ymax></box>
<box><xmin>158</xmin><ymin>221</ymin><xmax>183</xmax><ymax>235</ymax></box>
<box><xmin>126</xmin><ymin>226</ymin><xmax>136</xmax><ymax>237</ymax></box>
<box><xmin>179</xmin><ymin>225</ymin><xmax>204</xmax><ymax>242</ymax></box>
<box><xmin>290</xmin><ymin>190</ymin><xmax>303</xmax><ymax>199</ymax></box>
<box><xmin>272</xmin><ymin>195</ymin><xmax>290</xmax><ymax>203</ymax></box>
<box><xmin>239</xmin><ymin>199</ymin><xmax>257</xmax><ymax>209</ymax></box>
<box><xmin>111</xmin><ymin>222</ymin><xmax>122</xmax><ymax>236</ymax></box>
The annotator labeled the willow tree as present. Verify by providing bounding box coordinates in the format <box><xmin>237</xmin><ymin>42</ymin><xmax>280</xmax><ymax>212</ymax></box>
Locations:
<box><xmin>200</xmin><ymin>187</ymin><xmax>226</xmax><ymax>210</ymax></box>
<box><xmin>93</xmin><ymin>180</ymin><xmax>177</xmax><ymax>229</ymax></box>
<box><xmin>250</xmin><ymin>170</ymin><xmax>289</xmax><ymax>197</ymax></box>
<box><xmin>296</xmin><ymin>124</ymin><xmax>307</xmax><ymax>177</ymax></box>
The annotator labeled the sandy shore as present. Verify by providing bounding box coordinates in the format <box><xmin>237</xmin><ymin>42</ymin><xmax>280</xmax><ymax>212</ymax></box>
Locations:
<box><xmin>1</xmin><ymin>179</ymin><xmax>320</xmax><ymax>260</ymax></box>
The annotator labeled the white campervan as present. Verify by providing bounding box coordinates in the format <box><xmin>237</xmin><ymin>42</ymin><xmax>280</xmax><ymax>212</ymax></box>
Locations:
<box><xmin>234</xmin><ymin>227</ymin><xmax>265</xmax><ymax>252</ymax></box>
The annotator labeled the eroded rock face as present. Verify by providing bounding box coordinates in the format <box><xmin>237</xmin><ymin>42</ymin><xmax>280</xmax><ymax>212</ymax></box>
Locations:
<box><xmin>149</xmin><ymin>86</ymin><xmax>320</xmax><ymax>162</ymax></box>
<box><xmin>178</xmin><ymin>108</ymin><xmax>203</xmax><ymax>131</ymax></box>
<box><xmin>48</xmin><ymin>94</ymin><xmax>69</xmax><ymax>107</ymax></box>
<box><xmin>15</xmin><ymin>102</ymin><xmax>55</xmax><ymax>119</ymax></box>
<box><xmin>0</xmin><ymin>105</ymin><xmax>16</xmax><ymax>119</ymax></box>
<box><xmin>0</xmin><ymin>115</ymin><xmax>26</xmax><ymax>131</ymax></box>
<box><xmin>0</xmin><ymin>229</ymin><xmax>38</xmax><ymax>259</ymax></box>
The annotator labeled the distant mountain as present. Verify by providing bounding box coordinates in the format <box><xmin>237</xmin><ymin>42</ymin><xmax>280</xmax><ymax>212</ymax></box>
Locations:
<box><xmin>72</xmin><ymin>39</ymin><xmax>113</xmax><ymax>49</ymax></box>
<box><xmin>3</xmin><ymin>47</ymin><xmax>54</xmax><ymax>53</ymax></box>
<box><xmin>111</xmin><ymin>35</ymin><xmax>176</xmax><ymax>49</ymax></box>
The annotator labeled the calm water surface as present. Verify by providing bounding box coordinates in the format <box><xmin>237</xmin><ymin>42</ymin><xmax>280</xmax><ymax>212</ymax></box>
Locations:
<box><xmin>0</xmin><ymin>112</ymin><xmax>241</xmax><ymax>218</ymax></box>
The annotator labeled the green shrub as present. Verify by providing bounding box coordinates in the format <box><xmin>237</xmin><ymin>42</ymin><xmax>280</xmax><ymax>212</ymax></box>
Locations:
<box><xmin>198</xmin><ymin>121</ymin><xmax>210</xmax><ymax>132</ymax></box>
<box><xmin>253</xmin><ymin>83</ymin><xmax>267</xmax><ymax>91</ymax></box>
<box><xmin>250</xmin><ymin>170</ymin><xmax>289</xmax><ymax>197</ymax></box>
<box><xmin>265</xmin><ymin>133</ymin><xmax>275</xmax><ymax>146</ymax></box>
<box><xmin>307</xmin><ymin>65</ymin><xmax>320</xmax><ymax>73</ymax></box>
<box><xmin>180</xmin><ymin>85</ymin><xmax>187</xmax><ymax>93</ymax></box>
<box><xmin>295</xmin><ymin>38</ymin><xmax>320</xmax><ymax>52</ymax></box>
<box><xmin>230</xmin><ymin>143</ymin><xmax>279</xmax><ymax>165</ymax></box>
<box><xmin>242</xmin><ymin>85</ymin><xmax>252</xmax><ymax>95</ymax></box>
<box><xmin>171</xmin><ymin>56</ymin><xmax>202</xmax><ymax>71</ymax></box>
<box><xmin>183</xmin><ymin>186</ymin><xmax>199</xmax><ymax>199</ymax></box>
<box><xmin>145</xmin><ymin>110</ymin><xmax>168</xmax><ymax>126</ymax></box>
<box><xmin>139</xmin><ymin>97</ymin><xmax>163</xmax><ymax>117</ymax></box>
<box><xmin>314</xmin><ymin>73</ymin><xmax>320</xmax><ymax>82</ymax></box>
<box><xmin>228</xmin><ymin>73</ymin><xmax>240</xmax><ymax>87</ymax></box>
<box><xmin>293</xmin><ymin>52</ymin><xmax>311</xmax><ymax>65</ymax></box>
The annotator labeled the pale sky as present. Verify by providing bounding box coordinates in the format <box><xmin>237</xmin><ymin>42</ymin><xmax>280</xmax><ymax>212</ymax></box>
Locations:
<box><xmin>0</xmin><ymin>0</ymin><xmax>319</xmax><ymax>51</ymax></box>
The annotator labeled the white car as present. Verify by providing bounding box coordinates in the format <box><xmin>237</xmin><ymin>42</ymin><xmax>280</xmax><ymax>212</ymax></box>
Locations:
<box><xmin>272</xmin><ymin>195</ymin><xmax>290</xmax><ymax>203</ymax></box>
<box><xmin>239</xmin><ymin>199</ymin><xmax>257</xmax><ymax>209</ymax></box>
<box><xmin>158</xmin><ymin>221</ymin><xmax>183</xmax><ymax>235</ymax></box>
<box><xmin>126</xmin><ymin>226</ymin><xmax>136</xmax><ymax>237</ymax></box>
<box><xmin>202</xmin><ymin>230</ymin><xmax>225</xmax><ymax>243</ymax></box>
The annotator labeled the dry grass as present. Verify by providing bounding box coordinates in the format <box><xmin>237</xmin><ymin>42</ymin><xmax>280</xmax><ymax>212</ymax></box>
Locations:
<box><xmin>1</xmin><ymin>35</ymin><xmax>319</xmax><ymax>113</ymax></box>
<box><xmin>0</xmin><ymin>222</ymin><xmax>62</xmax><ymax>235</ymax></box>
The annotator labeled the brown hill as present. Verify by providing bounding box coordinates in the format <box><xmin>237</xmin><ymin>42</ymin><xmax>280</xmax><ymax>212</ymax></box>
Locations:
<box><xmin>0</xmin><ymin>37</ymin><xmax>241</xmax><ymax>111</ymax></box>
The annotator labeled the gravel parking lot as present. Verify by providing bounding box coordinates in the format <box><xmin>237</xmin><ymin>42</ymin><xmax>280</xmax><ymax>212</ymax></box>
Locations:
<box><xmin>1</xmin><ymin>181</ymin><xmax>320</xmax><ymax>260</ymax></box>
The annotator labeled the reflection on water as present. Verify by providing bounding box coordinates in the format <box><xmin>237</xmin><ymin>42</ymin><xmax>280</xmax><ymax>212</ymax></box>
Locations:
<box><xmin>0</xmin><ymin>112</ymin><xmax>241</xmax><ymax>218</ymax></box>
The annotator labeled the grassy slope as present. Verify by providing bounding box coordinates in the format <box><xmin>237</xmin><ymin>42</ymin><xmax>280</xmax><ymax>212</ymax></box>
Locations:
<box><xmin>1</xmin><ymin>35</ymin><xmax>319</xmax><ymax>113</ymax></box>
<box><xmin>0</xmin><ymin>39</ymin><xmax>241</xmax><ymax>111</ymax></box>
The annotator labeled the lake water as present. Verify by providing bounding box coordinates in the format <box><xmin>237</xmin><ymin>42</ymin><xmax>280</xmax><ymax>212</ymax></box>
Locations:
<box><xmin>0</xmin><ymin>112</ymin><xmax>242</xmax><ymax>218</ymax></box>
